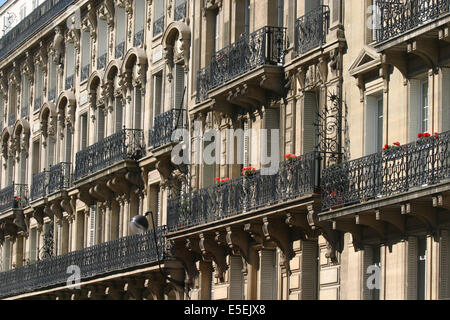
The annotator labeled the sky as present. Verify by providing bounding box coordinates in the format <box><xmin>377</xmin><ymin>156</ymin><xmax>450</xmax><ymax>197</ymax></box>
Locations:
<box><xmin>0</xmin><ymin>0</ymin><xmax>6</xmax><ymax>8</ymax></box>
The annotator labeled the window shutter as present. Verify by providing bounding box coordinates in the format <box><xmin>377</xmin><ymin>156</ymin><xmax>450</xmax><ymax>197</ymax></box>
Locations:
<box><xmin>259</xmin><ymin>250</ymin><xmax>277</xmax><ymax>300</ymax></box>
<box><xmin>156</xmin><ymin>189</ymin><xmax>161</xmax><ymax>227</ymax></box>
<box><xmin>3</xmin><ymin>238</ymin><xmax>10</xmax><ymax>271</ymax></box>
<box><xmin>301</xmin><ymin>241</ymin><xmax>317</xmax><ymax>300</ymax></box>
<box><xmin>211</xmin><ymin>271</ymin><xmax>215</xmax><ymax>300</ymax></box>
<box><xmin>407</xmin><ymin>236</ymin><xmax>418</xmax><ymax>300</ymax></box>
<box><xmin>29</xmin><ymin>228</ymin><xmax>37</xmax><ymax>263</ymax></box>
<box><xmin>303</xmin><ymin>92</ymin><xmax>318</xmax><ymax>154</ymax></box>
<box><xmin>409</xmin><ymin>79</ymin><xmax>421</xmax><ymax>142</ymax></box>
<box><xmin>7</xmin><ymin>158</ymin><xmax>14</xmax><ymax>185</ymax></box>
<box><xmin>243</xmin><ymin>121</ymin><xmax>249</xmax><ymax>167</ymax></box>
<box><xmin>440</xmin><ymin>230</ymin><xmax>450</xmax><ymax>300</ymax></box>
<box><xmin>89</xmin><ymin>206</ymin><xmax>97</xmax><ymax>247</ymax></box>
<box><xmin>153</xmin><ymin>75</ymin><xmax>162</xmax><ymax>120</ymax></box>
<box><xmin>47</xmin><ymin>137</ymin><xmax>55</xmax><ymax>168</ymax></box>
<box><xmin>264</xmin><ymin>108</ymin><xmax>280</xmax><ymax>160</ymax></box>
<box><xmin>134</xmin><ymin>87</ymin><xmax>142</xmax><ymax>130</ymax></box>
<box><xmin>362</xmin><ymin>246</ymin><xmax>374</xmax><ymax>300</ymax></box>
<box><xmin>114</xmin><ymin>99</ymin><xmax>123</xmax><ymax>133</ymax></box>
<box><xmin>202</xmin><ymin>139</ymin><xmax>216</xmax><ymax>187</ymax></box>
<box><xmin>229</xmin><ymin>256</ymin><xmax>244</xmax><ymax>299</ymax></box>
<box><xmin>65</xmin><ymin>128</ymin><xmax>72</xmax><ymax>163</ymax></box>
<box><xmin>365</xmin><ymin>95</ymin><xmax>379</xmax><ymax>155</ymax></box>
<box><xmin>97</xmin><ymin>108</ymin><xmax>105</xmax><ymax>142</ymax></box>
<box><xmin>174</xmin><ymin>64</ymin><xmax>185</xmax><ymax>109</ymax></box>
<box><xmin>20</xmin><ymin>150</ymin><xmax>27</xmax><ymax>184</ymax></box>
<box><xmin>81</xmin><ymin>114</ymin><xmax>88</xmax><ymax>150</ymax></box>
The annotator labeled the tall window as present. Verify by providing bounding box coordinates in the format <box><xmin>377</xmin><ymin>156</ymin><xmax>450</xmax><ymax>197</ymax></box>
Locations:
<box><xmin>409</xmin><ymin>77</ymin><xmax>429</xmax><ymax>141</ymax></box>
<box><xmin>29</xmin><ymin>228</ymin><xmax>38</xmax><ymax>263</ymax></box>
<box><xmin>134</xmin><ymin>0</ymin><xmax>146</xmax><ymax>46</ymax></box>
<box><xmin>420</xmin><ymin>79</ymin><xmax>429</xmax><ymax>133</ymax></box>
<box><xmin>35</xmin><ymin>65</ymin><xmax>42</xmax><ymax>110</ymax></box>
<box><xmin>2</xmin><ymin>238</ymin><xmax>10</xmax><ymax>271</ymax></box>
<box><xmin>97</xmin><ymin>108</ymin><xmax>106</xmax><ymax>142</ymax></box>
<box><xmin>365</xmin><ymin>93</ymin><xmax>383</xmax><ymax>154</ymax></box>
<box><xmin>277</xmin><ymin>0</ymin><xmax>284</xmax><ymax>28</ymax></box>
<box><xmin>80</xmin><ymin>113</ymin><xmax>88</xmax><ymax>150</ymax></box>
<box><xmin>97</xmin><ymin>18</ymin><xmax>108</xmax><ymax>69</ymax></box>
<box><xmin>21</xmin><ymin>75</ymin><xmax>30</xmax><ymax>118</ymax></box>
<box><xmin>81</xmin><ymin>31</ymin><xmax>91</xmax><ymax>81</ymax></box>
<box><xmin>65</xmin><ymin>42</ymin><xmax>75</xmax><ymax>89</ymax></box>
<box><xmin>49</xmin><ymin>55</ymin><xmax>57</xmax><ymax>101</ymax></box>
<box><xmin>173</xmin><ymin>64</ymin><xmax>185</xmax><ymax>109</ymax></box>
<box><xmin>115</xmin><ymin>5</ymin><xmax>126</xmax><ymax>58</ymax></box>
<box><xmin>418</xmin><ymin>237</ymin><xmax>427</xmax><ymax>300</ymax></box>
<box><xmin>153</xmin><ymin>0</ymin><xmax>165</xmax><ymax>37</ymax></box>
<box><xmin>213</xmin><ymin>10</ymin><xmax>220</xmax><ymax>53</ymax></box>
<box><xmin>153</xmin><ymin>73</ymin><xmax>163</xmax><ymax>121</ymax></box>
<box><xmin>133</xmin><ymin>87</ymin><xmax>142</xmax><ymax>129</ymax></box>
<box><xmin>115</xmin><ymin>98</ymin><xmax>124</xmax><ymax>132</ymax></box>
<box><xmin>244</xmin><ymin>0</ymin><xmax>250</xmax><ymax>35</ymax></box>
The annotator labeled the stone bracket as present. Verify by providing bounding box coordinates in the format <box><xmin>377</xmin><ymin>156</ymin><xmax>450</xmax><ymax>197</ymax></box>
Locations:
<box><xmin>401</xmin><ymin>202</ymin><xmax>437</xmax><ymax>229</ymax></box>
<box><xmin>226</xmin><ymin>226</ymin><xmax>250</xmax><ymax>262</ymax></box>
<box><xmin>262</xmin><ymin>217</ymin><xmax>295</xmax><ymax>261</ymax></box>
<box><xmin>199</xmin><ymin>233</ymin><xmax>228</xmax><ymax>282</ymax></box>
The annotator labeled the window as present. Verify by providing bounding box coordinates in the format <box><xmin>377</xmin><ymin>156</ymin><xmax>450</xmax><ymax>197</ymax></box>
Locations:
<box><xmin>214</xmin><ymin>10</ymin><xmax>220</xmax><ymax>53</ymax></box>
<box><xmin>153</xmin><ymin>0</ymin><xmax>165</xmax><ymax>37</ymax></box>
<box><xmin>133</xmin><ymin>87</ymin><xmax>142</xmax><ymax>130</ymax></box>
<box><xmin>32</xmin><ymin>0</ymin><xmax>39</xmax><ymax>10</ymax></box>
<box><xmin>2</xmin><ymin>238</ymin><xmax>10</xmax><ymax>271</ymax></box>
<box><xmin>97</xmin><ymin>108</ymin><xmax>106</xmax><ymax>142</ymax></box>
<box><xmin>134</xmin><ymin>0</ymin><xmax>145</xmax><ymax>46</ymax></box>
<box><xmin>259</xmin><ymin>250</ymin><xmax>277</xmax><ymax>300</ymax></box>
<box><xmin>409</xmin><ymin>77</ymin><xmax>429</xmax><ymax>141</ymax></box>
<box><xmin>277</xmin><ymin>0</ymin><xmax>284</xmax><ymax>28</ymax></box>
<box><xmin>81</xmin><ymin>31</ymin><xmax>91</xmax><ymax>81</ymax></box>
<box><xmin>173</xmin><ymin>64</ymin><xmax>185</xmax><ymax>109</ymax></box>
<box><xmin>80</xmin><ymin>114</ymin><xmax>88</xmax><ymax>150</ymax></box>
<box><xmin>229</xmin><ymin>256</ymin><xmax>244</xmax><ymax>299</ymax></box>
<box><xmin>244</xmin><ymin>0</ymin><xmax>250</xmax><ymax>35</ymax></box>
<box><xmin>29</xmin><ymin>228</ymin><xmax>38</xmax><ymax>263</ymax></box>
<box><xmin>303</xmin><ymin>91</ymin><xmax>319</xmax><ymax>154</ymax></box>
<box><xmin>89</xmin><ymin>205</ymin><xmax>98</xmax><ymax>247</ymax></box>
<box><xmin>418</xmin><ymin>237</ymin><xmax>427</xmax><ymax>300</ymax></box>
<box><xmin>420</xmin><ymin>79</ymin><xmax>429</xmax><ymax>133</ymax></box>
<box><xmin>115</xmin><ymin>98</ymin><xmax>123</xmax><ymax>132</ymax></box>
<box><xmin>153</xmin><ymin>73</ymin><xmax>163</xmax><ymax>121</ymax></box>
<box><xmin>115</xmin><ymin>6</ymin><xmax>126</xmax><ymax>58</ymax></box>
<box><xmin>65</xmin><ymin>42</ymin><xmax>75</xmax><ymax>89</ymax></box>
<box><xmin>97</xmin><ymin>19</ymin><xmax>108</xmax><ymax>69</ymax></box>
<box><xmin>365</xmin><ymin>93</ymin><xmax>383</xmax><ymax>155</ymax></box>
<box><xmin>32</xmin><ymin>140</ymin><xmax>40</xmax><ymax>175</ymax></box>
<box><xmin>65</xmin><ymin>127</ymin><xmax>73</xmax><ymax>163</ymax></box>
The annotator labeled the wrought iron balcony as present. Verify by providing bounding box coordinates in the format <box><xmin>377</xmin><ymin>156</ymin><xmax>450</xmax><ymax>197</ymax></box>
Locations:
<box><xmin>31</xmin><ymin>171</ymin><xmax>48</xmax><ymax>201</ymax></box>
<box><xmin>295</xmin><ymin>5</ymin><xmax>330</xmax><ymax>56</ymax></box>
<box><xmin>134</xmin><ymin>29</ymin><xmax>144</xmax><ymax>47</ymax></box>
<box><xmin>196</xmin><ymin>26</ymin><xmax>287</xmax><ymax>103</ymax></box>
<box><xmin>0</xmin><ymin>183</ymin><xmax>29</xmax><ymax>213</ymax></box>
<box><xmin>34</xmin><ymin>97</ymin><xmax>42</xmax><ymax>112</ymax></box>
<box><xmin>167</xmin><ymin>152</ymin><xmax>319</xmax><ymax>232</ymax></box>
<box><xmin>65</xmin><ymin>74</ymin><xmax>74</xmax><ymax>90</ymax></box>
<box><xmin>74</xmin><ymin>129</ymin><xmax>145</xmax><ymax>182</ymax></box>
<box><xmin>174</xmin><ymin>1</ymin><xmax>187</xmax><ymax>21</ymax></box>
<box><xmin>80</xmin><ymin>65</ymin><xmax>90</xmax><ymax>82</ymax></box>
<box><xmin>48</xmin><ymin>88</ymin><xmax>56</xmax><ymax>101</ymax></box>
<box><xmin>31</xmin><ymin>163</ymin><xmax>73</xmax><ymax>201</ymax></box>
<box><xmin>0</xmin><ymin>226</ymin><xmax>167</xmax><ymax>299</ymax></box>
<box><xmin>8</xmin><ymin>113</ymin><xmax>16</xmax><ymax>127</ymax></box>
<box><xmin>321</xmin><ymin>131</ymin><xmax>450</xmax><ymax>211</ymax></box>
<box><xmin>97</xmin><ymin>53</ymin><xmax>107</xmax><ymax>70</ymax></box>
<box><xmin>0</xmin><ymin>0</ymin><xmax>74</xmax><ymax>61</ymax></box>
<box><xmin>149</xmin><ymin>109</ymin><xmax>187</xmax><ymax>149</ymax></box>
<box><xmin>377</xmin><ymin>0</ymin><xmax>450</xmax><ymax>43</ymax></box>
<box><xmin>115</xmin><ymin>41</ymin><xmax>125</xmax><ymax>59</ymax></box>
<box><xmin>48</xmin><ymin>162</ymin><xmax>72</xmax><ymax>194</ymax></box>
<box><xmin>153</xmin><ymin>16</ymin><xmax>165</xmax><ymax>37</ymax></box>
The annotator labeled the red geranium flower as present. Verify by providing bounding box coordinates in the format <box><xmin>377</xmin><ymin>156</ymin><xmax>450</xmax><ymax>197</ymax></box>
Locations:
<box><xmin>418</xmin><ymin>133</ymin><xmax>424</xmax><ymax>138</ymax></box>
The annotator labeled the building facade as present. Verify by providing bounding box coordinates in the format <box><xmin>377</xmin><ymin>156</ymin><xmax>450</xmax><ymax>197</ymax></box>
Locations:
<box><xmin>0</xmin><ymin>0</ymin><xmax>448</xmax><ymax>300</ymax></box>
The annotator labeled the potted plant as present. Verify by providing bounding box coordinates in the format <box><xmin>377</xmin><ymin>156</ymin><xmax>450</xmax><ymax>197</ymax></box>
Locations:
<box><xmin>241</xmin><ymin>166</ymin><xmax>256</xmax><ymax>176</ymax></box>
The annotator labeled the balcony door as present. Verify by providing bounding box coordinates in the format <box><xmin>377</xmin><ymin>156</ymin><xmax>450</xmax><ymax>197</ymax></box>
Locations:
<box><xmin>305</xmin><ymin>0</ymin><xmax>322</xmax><ymax>13</ymax></box>
<box><xmin>365</xmin><ymin>93</ymin><xmax>384</xmax><ymax>155</ymax></box>
<box><xmin>409</xmin><ymin>77</ymin><xmax>429</xmax><ymax>141</ymax></box>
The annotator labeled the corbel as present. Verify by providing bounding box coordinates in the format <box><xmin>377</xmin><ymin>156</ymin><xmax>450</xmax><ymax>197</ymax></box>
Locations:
<box><xmin>226</xmin><ymin>226</ymin><xmax>250</xmax><ymax>262</ymax></box>
<box><xmin>401</xmin><ymin>202</ymin><xmax>437</xmax><ymax>229</ymax></box>
<box><xmin>332</xmin><ymin>220</ymin><xmax>363</xmax><ymax>251</ymax></box>
<box><xmin>433</xmin><ymin>194</ymin><xmax>450</xmax><ymax>211</ymax></box>
<box><xmin>375</xmin><ymin>208</ymin><xmax>405</xmax><ymax>234</ymax></box>
<box><xmin>355</xmin><ymin>213</ymin><xmax>386</xmax><ymax>238</ymax></box>
<box><xmin>199</xmin><ymin>233</ymin><xmax>228</xmax><ymax>282</ymax></box>
<box><xmin>262</xmin><ymin>217</ymin><xmax>295</xmax><ymax>261</ymax></box>
<box><xmin>407</xmin><ymin>39</ymin><xmax>439</xmax><ymax>74</ymax></box>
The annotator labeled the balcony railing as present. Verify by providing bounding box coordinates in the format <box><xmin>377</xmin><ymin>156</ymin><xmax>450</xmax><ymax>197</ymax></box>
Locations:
<box><xmin>115</xmin><ymin>41</ymin><xmax>125</xmax><ymax>59</ymax></box>
<box><xmin>167</xmin><ymin>152</ymin><xmax>319</xmax><ymax>232</ymax></box>
<box><xmin>0</xmin><ymin>183</ymin><xmax>29</xmax><ymax>213</ymax></box>
<box><xmin>149</xmin><ymin>109</ymin><xmax>187</xmax><ymax>149</ymax></box>
<box><xmin>80</xmin><ymin>65</ymin><xmax>90</xmax><ymax>82</ymax></box>
<box><xmin>153</xmin><ymin>16</ymin><xmax>165</xmax><ymax>37</ymax></box>
<box><xmin>97</xmin><ymin>53</ymin><xmax>107</xmax><ymax>70</ymax></box>
<box><xmin>174</xmin><ymin>1</ymin><xmax>187</xmax><ymax>21</ymax></box>
<box><xmin>8</xmin><ymin>114</ymin><xmax>16</xmax><ymax>127</ymax></box>
<box><xmin>321</xmin><ymin>131</ymin><xmax>450</xmax><ymax>211</ymax></box>
<box><xmin>196</xmin><ymin>26</ymin><xmax>286</xmax><ymax>103</ymax></box>
<box><xmin>0</xmin><ymin>226</ymin><xmax>167</xmax><ymax>299</ymax></box>
<box><xmin>134</xmin><ymin>29</ymin><xmax>144</xmax><ymax>47</ymax></box>
<box><xmin>34</xmin><ymin>97</ymin><xmax>42</xmax><ymax>112</ymax></box>
<box><xmin>65</xmin><ymin>74</ymin><xmax>74</xmax><ymax>90</ymax></box>
<box><xmin>31</xmin><ymin>171</ymin><xmax>48</xmax><ymax>201</ymax></box>
<box><xmin>74</xmin><ymin>129</ymin><xmax>145</xmax><ymax>181</ymax></box>
<box><xmin>31</xmin><ymin>163</ymin><xmax>73</xmax><ymax>201</ymax></box>
<box><xmin>295</xmin><ymin>5</ymin><xmax>330</xmax><ymax>56</ymax></box>
<box><xmin>377</xmin><ymin>0</ymin><xmax>450</xmax><ymax>43</ymax></box>
<box><xmin>0</xmin><ymin>0</ymin><xmax>75</xmax><ymax>61</ymax></box>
